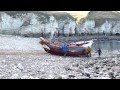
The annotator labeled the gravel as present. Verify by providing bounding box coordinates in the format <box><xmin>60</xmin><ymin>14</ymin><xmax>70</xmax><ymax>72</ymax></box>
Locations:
<box><xmin>0</xmin><ymin>35</ymin><xmax>120</xmax><ymax>79</ymax></box>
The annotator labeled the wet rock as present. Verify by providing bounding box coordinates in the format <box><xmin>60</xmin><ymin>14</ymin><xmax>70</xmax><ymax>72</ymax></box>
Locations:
<box><xmin>56</xmin><ymin>77</ymin><xmax>62</xmax><ymax>79</ymax></box>
<box><xmin>90</xmin><ymin>63</ymin><xmax>94</xmax><ymax>66</ymax></box>
<box><xmin>94</xmin><ymin>67</ymin><xmax>100</xmax><ymax>74</ymax></box>
<box><xmin>65</xmin><ymin>67</ymin><xmax>72</xmax><ymax>71</ymax></box>
<box><xmin>108</xmin><ymin>72</ymin><xmax>115</xmax><ymax>79</ymax></box>
<box><xmin>84</xmin><ymin>66</ymin><xmax>89</xmax><ymax>68</ymax></box>
<box><xmin>103</xmin><ymin>61</ymin><xmax>109</xmax><ymax>64</ymax></box>
<box><xmin>95</xmin><ymin>67</ymin><xmax>99</xmax><ymax>70</ymax></box>
<box><xmin>81</xmin><ymin>72</ymin><xmax>91</xmax><ymax>78</ymax></box>
<box><xmin>68</xmin><ymin>75</ymin><xmax>76</xmax><ymax>78</ymax></box>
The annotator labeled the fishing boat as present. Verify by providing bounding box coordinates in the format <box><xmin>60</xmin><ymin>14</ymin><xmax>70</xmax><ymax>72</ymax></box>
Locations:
<box><xmin>39</xmin><ymin>37</ymin><xmax>94</xmax><ymax>57</ymax></box>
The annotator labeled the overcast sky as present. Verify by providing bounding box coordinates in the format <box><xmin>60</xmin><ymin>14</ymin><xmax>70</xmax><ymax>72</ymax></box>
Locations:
<box><xmin>59</xmin><ymin>11</ymin><xmax>89</xmax><ymax>15</ymax></box>
<box><xmin>59</xmin><ymin>11</ymin><xmax>120</xmax><ymax>15</ymax></box>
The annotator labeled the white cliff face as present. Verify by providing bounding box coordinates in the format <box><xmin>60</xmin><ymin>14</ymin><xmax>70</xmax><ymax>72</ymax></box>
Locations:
<box><xmin>58</xmin><ymin>20</ymin><xmax>76</xmax><ymax>35</ymax></box>
<box><xmin>77</xmin><ymin>19</ymin><xmax>120</xmax><ymax>34</ymax></box>
<box><xmin>0</xmin><ymin>12</ymin><xmax>76</xmax><ymax>36</ymax></box>
<box><xmin>0</xmin><ymin>12</ymin><xmax>24</xmax><ymax>30</ymax></box>
<box><xmin>77</xmin><ymin>20</ymin><xmax>96</xmax><ymax>34</ymax></box>
<box><xmin>20</xmin><ymin>13</ymin><xmax>45</xmax><ymax>35</ymax></box>
<box><xmin>57</xmin><ymin>20</ymin><xmax>65</xmax><ymax>34</ymax></box>
<box><xmin>69</xmin><ymin>21</ymin><xmax>76</xmax><ymax>34</ymax></box>
<box><xmin>21</xmin><ymin>24</ymin><xmax>45</xmax><ymax>35</ymax></box>
<box><xmin>84</xmin><ymin>20</ymin><xmax>95</xmax><ymax>34</ymax></box>
<box><xmin>44</xmin><ymin>16</ymin><xmax>58</xmax><ymax>34</ymax></box>
<box><xmin>112</xmin><ymin>21</ymin><xmax>120</xmax><ymax>34</ymax></box>
<box><xmin>76</xmin><ymin>23</ymin><xmax>84</xmax><ymax>34</ymax></box>
<box><xmin>100</xmin><ymin>21</ymin><xmax>112</xmax><ymax>33</ymax></box>
<box><xmin>1</xmin><ymin>11</ymin><xmax>120</xmax><ymax>36</ymax></box>
<box><xmin>64</xmin><ymin>23</ymin><xmax>70</xmax><ymax>35</ymax></box>
<box><xmin>84</xmin><ymin>20</ymin><xmax>95</xmax><ymax>29</ymax></box>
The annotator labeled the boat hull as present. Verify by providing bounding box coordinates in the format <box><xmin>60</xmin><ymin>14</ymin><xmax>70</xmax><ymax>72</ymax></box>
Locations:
<box><xmin>44</xmin><ymin>47</ymin><xmax>87</xmax><ymax>57</ymax></box>
<box><xmin>40</xmin><ymin>37</ymin><xmax>93</xmax><ymax>57</ymax></box>
<box><xmin>41</xmin><ymin>43</ymin><xmax>88</xmax><ymax>57</ymax></box>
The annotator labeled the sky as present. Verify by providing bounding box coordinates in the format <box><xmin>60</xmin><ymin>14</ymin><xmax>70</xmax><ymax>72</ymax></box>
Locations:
<box><xmin>59</xmin><ymin>11</ymin><xmax>120</xmax><ymax>15</ymax></box>
<box><xmin>59</xmin><ymin>11</ymin><xmax>89</xmax><ymax>13</ymax></box>
<box><xmin>59</xmin><ymin>11</ymin><xmax>90</xmax><ymax>15</ymax></box>
<box><xmin>58</xmin><ymin>11</ymin><xmax>90</xmax><ymax>23</ymax></box>
<box><xmin>58</xmin><ymin>11</ymin><xmax>120</xmax><ymax>23</ymax></box>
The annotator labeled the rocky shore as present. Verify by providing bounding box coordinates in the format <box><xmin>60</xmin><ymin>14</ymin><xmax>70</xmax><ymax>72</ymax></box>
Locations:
<box><xmin>0</xmin><ymin>35</ymin><xmax>120</xmax><ymax>79</ymax></box>
<box><xmin>0</xmin><ymin>52</ymin><xmax>120</xmax><ymax>79</ymax></box>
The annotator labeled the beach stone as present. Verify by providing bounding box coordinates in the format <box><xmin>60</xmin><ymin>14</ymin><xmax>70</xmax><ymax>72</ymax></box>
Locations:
<box><xmin>95</xmin><ymin>67</ymin><xmax>99</xmax><ymax>69</ymax></box>
<box><xmin>47</xmin><ymin>75</ymin><xmax>54</xmax><ymax>79</ymax></box>
<box><xmin>108</xmin><ymin>72</ymin><xmax>115</xmax><ymax>79</ymax></box>
<box><xmin>1</xmin><ymin>60</ymin><xmax>6</xmax><ymax>63</ymax></box>
<box><xmin>107</xmin><ymin>68</ymin><xmax>111</xmax><ymax>70</ymax></box>
<box><xmin>80</xmin><ymin>76</ymin><xmax>90</xmax><ymax>79</ymax></box>
<box><xmin>17</xmin><ymin>63</ymin><xmax>24</xmax><ymax>71</ymax></box>
<box><xmin>75</xmin><ymin>69</ymin><xmax>82</xmax><ymax>73</ymax></box>
<box><xmin>72</xmin><ymin>63</ymin><xmax>79</xmax><ymax>67</ymax></box>
<box><xmin>60</xmin><ymin>75</ymin><xmax>68</xmax><ymax>79</ymax></box>
<box><xmin>94</xmin><ymin>67</ymin><xmax>100</xmax><ymax>74</ymax></box>
<box><xmin>10</xmin><ymin>73</ymin><xmax>19</xmax><ymax>79</ymax></box>
<box><xmin>56</xmin><ymin>76</ymin><xmax>62</xmax><ymax>79</ymax></box>
<box><xmin>68</xmin><ymin>75</ymin><xmax>76</xmax><ymax>78</ymax></box>
<box><xmin>21</xmin><ymin>75</ymin><xmax>29</xmax><ymax>79</ymax></box>
<box><xmin>82</xmin><ymin>72</ymin><xmax>91</xmax><ymax>78</ymax></box>
<box><xmin>115</xmin><ymin>76</ymin><xmax>120</xmax><ymax>79</ymax></box>
<box><xmin>65</xmin><ymin>67</ymin><xmax>72</xmax><ymax>71</ymax></box>
<box><xmin>29</xmin><ymin>76</ymin><xmax>35</xmax><ymax>79</ymax></box>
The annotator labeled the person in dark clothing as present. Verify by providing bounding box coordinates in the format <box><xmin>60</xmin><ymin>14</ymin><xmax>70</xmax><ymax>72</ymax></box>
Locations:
<box><xmin>97</xmin><ymin>48</ymin><xmax>102</xmax><ymax>57</ymax></box>
<box><xmin>61</xmin><ymin>43</ymin><xmax>69</xmax><ymax>57</ymax></box>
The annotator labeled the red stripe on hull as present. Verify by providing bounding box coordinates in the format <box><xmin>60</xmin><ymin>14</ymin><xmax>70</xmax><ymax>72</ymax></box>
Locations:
<box><xmin>44</xmin><ymin>47</ymin><xmax>87</xmax><ymax>57</ymax></box>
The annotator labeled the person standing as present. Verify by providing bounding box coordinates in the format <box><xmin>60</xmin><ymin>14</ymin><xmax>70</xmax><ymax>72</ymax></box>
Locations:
<box><xmin>97</xmin><ymin>48</ymin><xmax>102</xmax><ymax>57</ymax></box>
<box><xmin>61</xmin><ymin>43</ymin><xmax>69</xmax><ymax>57</ymax></box>
<box><xmin>50</xmin><ymin>31</ymin><xmax>56</xmax><ymax>43</ymax></box>
<box><xmin>86</xmin><ymin>47</ymin><xmax>92</xmax><ymax>57</ymax></box>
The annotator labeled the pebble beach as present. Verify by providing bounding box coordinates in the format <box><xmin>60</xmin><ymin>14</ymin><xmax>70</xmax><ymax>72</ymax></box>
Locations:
<box><xmin>0</xmin><ymin>35</ymin><xmax>120</xmax><ymax>79</ymax></box>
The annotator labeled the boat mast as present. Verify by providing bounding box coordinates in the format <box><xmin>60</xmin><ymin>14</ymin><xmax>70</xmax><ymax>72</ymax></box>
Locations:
<box><xmin>84</xmin><ymin>28</ymin><xmax>88</xmax><ymax>43</ymax></box>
